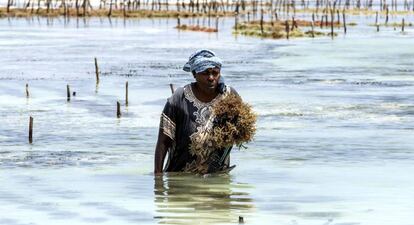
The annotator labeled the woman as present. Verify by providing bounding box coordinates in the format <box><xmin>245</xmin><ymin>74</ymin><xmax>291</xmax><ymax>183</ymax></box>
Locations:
<box><xmin>154</xmin><ymin>50</ymin><xmax>238</xmax><ymax>174</ymax></box>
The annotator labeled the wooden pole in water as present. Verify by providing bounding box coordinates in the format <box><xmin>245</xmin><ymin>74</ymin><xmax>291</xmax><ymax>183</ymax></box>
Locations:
<box><xmin>170</xmin><ymin>83</ymin><xmax>175</xmax><ymax>94</ymax></box>
<box><xmin>285</xmin><ymin>20</ymin><xmax>290</xmax><ymax>39</ymax></box>
<box><xmin>336</xmin><ymin>9</ymin><xmax>340</xmax><ymax>25</ymax></box>
<box><xmin>7</xmin><ymin>0</ymin><xmax>11</xmax><ymax>13</ymax></box>
<box><xmin>402</xmin><ymin>18</ymin><xmax>405</xmax><ymax>32</ymax></box>
<box><xmin>235</xmin><ymin>12</ymin><xmax>239</xmax><ymax>31</ymax></box>
<box><xmin>108</xmin><ymin>0</ymin><xmax>113</xmax><ymax>17</ymax></box>
<box><xmin>117</xmin><ymin>101</ymin><xmax>121</xmax><ymax>118</ymax></box>
<box><xmin>320</xmin><ymin>12</ymin><xmax>324</xmax><ymax>29</ymax></box>
<box><xmin>125</xmin><ymin>81</ymin><xmax>129</xmax><ymax>106</ymax></box>
<box><xmin>239</xmin><ymin>216</ymin><xmax>244</xmax><ymax>224</ymax></box>
<box><xmin>67</xmin><ymin>84</ymin><xmax>71</xmax><ymax>102</ymax></box>
<box><xmin>123</xmin><ymin>0</ymin><xmax>127</xmax><ymax>17</ymax></box>
<box><xmin>330</xmin><ymin>10</ymin><xmax>334</xmax><ymax>38</ymax></box>
<box><xmin>311</xmin><ymin>13</ymin><xmax>315</xmax><ymax>38</ymax></box>
<box><xmin>260</xmin><ymin>9</ymin><xmax>264</xmax><ymax>36</ymax></box>
<box><xmin>94</xmin><ymin>57</ymin><xmax>100</xmax><ymax>84</ymax></box>
<box><xmin>215</xmin><ymin>16</ymin><xmax>219</xmax><ymax>31</ymax></box>
<box><xmin>177</xmin><ymin>15</ymin><xmax>181</xmax><ymax>27</ymax></box>
<box><xmin>375</xmin><ymin>11</ymin><xmax>379</xmax><ymax>32</ymax></box>
<box><xmin>385</xmin><ymin>7</ymin><xmax>389</xmax><ymax>25</ymax></box>
<box><xmin>29</xmin><ymin>116</ymin><xmax>33</xmax><ymax>144</ymax></box>
<box><xmin>311</xmin><ymin>20</ymin><xmax>315</xmax><ymax>38</ymax></box>
<box><xmin>26</xmin><ymin>83</ymin><xmax>30</xmax><ymax>98</ymax></box>
<box><xmin>342</xmin><ymin>10</ymin><xmax>347</xmax><ymax>34</ymax></box>
<box><xmin>291</xmin><ymin>16</ymin><xmax>297</xmax><ymax>31</ymax></box>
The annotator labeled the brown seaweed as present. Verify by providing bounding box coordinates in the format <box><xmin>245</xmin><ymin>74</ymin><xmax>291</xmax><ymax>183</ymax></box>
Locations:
<box><xmin>185</xmin><ymin>94</ymin><xmax>257</xmax><ymax>174</ymax></box>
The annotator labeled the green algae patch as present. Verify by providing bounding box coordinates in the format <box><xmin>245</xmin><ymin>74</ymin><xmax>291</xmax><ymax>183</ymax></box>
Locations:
<box><xmin>234</xmin><ymin>20</ymin><xmax>337</xmax><ymax>39</ymax></box>
<box><xmin>176</xmin><ymin>24</ymin><xmax>218</xmax><ymax>32</ymax></box>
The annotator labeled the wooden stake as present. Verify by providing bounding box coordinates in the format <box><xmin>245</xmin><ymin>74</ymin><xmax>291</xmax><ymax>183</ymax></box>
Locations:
<box><xmin>260</xmin><ymin>9</ymin><xmax>264</xmax><ymax>36</ymax></box>
<box><xmin>108</xmin><ymin>0</ymin><xmax>112</xmax><ymax>16</ymax></box>
<box><xmin>29</xmin><ymin>116</ymin><xmax>33</xmax><ymax>144</ymax></box>
<box><xmin>385</xmin><ymin>7</ymin><xmax>389</xmax><ymax>25</ymax></box>
<box><xmin>311</xmin><ymin>14</ymin><xmax>315</xmax><ymax>38</ymax></box>
<box><xmin>125</xmin><ymin>81</ymin><xmax>129</xmax><ymax>106</ymax></box>
<box><xmin>239</xmin><ymin>216</ymin><xmax>244</xmax><ymax>224</ymax></box>
<box><xmin>402</xmin><ymin>18</ymin><xmax>405</xmax><ymax>32</ymax></box>
<box><xmin>330</xmin><ymin>10</ymin><xmax>334</xmax><ymax>38</ymax></box>
<box><xmin>94</xmin><ymin>57</ymin><xmax>100</xmax><ymax>84</ymax></box>
<box><xmin>336</xmin><ymin>9</ymin><xmax>340</xmax><ymax>25</ymax></box>
<box><xmin>117</xmin><ymin>101</ymin><xmax>121</xmax><ymax>118</ymax></box>
<box><xmin>169</xmin><ymin>83</ymin><xmax>175</xmax><ymax>94</ymax></box>
<box><xmin>215</xmin><ymin>16</ymin><xmax>219</xmax><ymax>31</ymax></box>
<box><xmin>67</xmin><ymin>84</ymin><xmax>70</xmax><ymax>102</ymax></box>
<box><xmin>26</xmin><ymin>83</ymin><xmax>29</xmax><ymax>98</ymax></box>
<box><xmin>235</xmin><ymin>12</ymin><xmax>239</xmax><ymax>31</ymax></box>
<box><xmin>376</xmin><ymin>11</ymin><xmax>379</xmax><ymax>32</ymax></box>
<box><xmin>342</xmin><ymin>10</ymin><xmax>347</xmax><ymax>34</ymax></box>
<box><xmin>7</xmin><ymin>0</ymin><xmax>11</xmax><ymax>13</ymax></box>
<box><xmin>291</xmin><ymin>16</ymin><xmax>297</xmax><ymax>31</ymax></box>
<box><xmin>285</xmin><ymin>20</ymin><xmax>290</xmax><ymax>39</ymax></box>
<box><xmin>320</xmin><ymin>12</ymin><xmax>324</xmax><ymax>29</ymax></box>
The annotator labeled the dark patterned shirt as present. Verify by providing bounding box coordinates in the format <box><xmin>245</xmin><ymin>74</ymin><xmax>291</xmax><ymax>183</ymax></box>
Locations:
<box><xmin>160</xmin><ymin>83</ymin><xmax>236</xmax><ymax>172</ymax></box>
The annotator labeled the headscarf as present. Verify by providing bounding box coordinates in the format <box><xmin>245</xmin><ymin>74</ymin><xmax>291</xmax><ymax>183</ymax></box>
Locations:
<box><xmin>183</xmin><ymin>49</ymin><xmax>216</xmax><ymax>72</ymax></box>
<box><xmin>190</xmin><ymin>56</ymin><xmax>222</xmax><ymax>74</ymax></box>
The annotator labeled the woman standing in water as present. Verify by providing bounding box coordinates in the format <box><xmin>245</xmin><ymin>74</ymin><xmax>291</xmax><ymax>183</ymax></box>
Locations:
<box><xmin>154</xmin><ymin>50</ymin><xmax>239</xmax><ymax>174</ymax></box>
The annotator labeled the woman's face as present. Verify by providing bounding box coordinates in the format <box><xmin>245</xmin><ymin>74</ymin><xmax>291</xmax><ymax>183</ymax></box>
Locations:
<box><xmin>194</xmin><ymin>67</ymin><xmax>221</xmax><ymax>91</ymax></box>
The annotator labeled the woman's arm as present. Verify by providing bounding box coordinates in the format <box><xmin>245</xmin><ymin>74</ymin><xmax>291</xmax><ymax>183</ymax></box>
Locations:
<box><xmin>154</xmin><ymin>129</ymin><xmax>173</xmax><ymax>174</ymax></box>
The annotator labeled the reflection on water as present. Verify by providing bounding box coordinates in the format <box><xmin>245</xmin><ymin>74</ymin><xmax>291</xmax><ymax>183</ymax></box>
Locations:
<box><xmin>154</xmin><ymin>173</ymin><xmax>253</xmax><ymax>224</ymax></box>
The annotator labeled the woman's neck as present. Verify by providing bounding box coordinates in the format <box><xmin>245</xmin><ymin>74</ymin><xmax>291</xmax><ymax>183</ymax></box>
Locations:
<box><xmin>191</xmin><ymin>83</ymin><xmax>219</xmax><ymax>103</ymax></box>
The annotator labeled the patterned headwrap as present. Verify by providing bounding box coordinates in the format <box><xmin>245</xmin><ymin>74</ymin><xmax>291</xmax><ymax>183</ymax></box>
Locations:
<box><xmin>183</xmin><ymin>49</ymin><xmax>226</xmax><ymax>93</ymax></box>
<box><xmin>190</xmin><ymin>56</ymin><xmax>222</xmax><ymax>74</ymax></box>
<box><xmin>183</xmin><ymin>49</ymin><xmax>216</xmax><ymax>72</ymax></box>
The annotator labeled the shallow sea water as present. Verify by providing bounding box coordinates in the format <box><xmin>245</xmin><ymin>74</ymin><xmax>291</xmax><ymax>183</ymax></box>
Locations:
<box><xmin>1</xmin><ymin>15</ymin><xmax>414</xmax><ymax>225</ymax></box>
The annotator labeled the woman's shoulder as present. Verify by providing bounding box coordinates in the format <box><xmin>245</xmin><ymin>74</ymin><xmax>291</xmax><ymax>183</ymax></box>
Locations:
<box><xmin>167</xmin><ymin>84</ymin><xmax>187</xmax><ymax>105</ymax></box>
<box><xmin>225</xmin><ymin>85</ymin><xmax>239</xmax><ymax>97</ymax></box>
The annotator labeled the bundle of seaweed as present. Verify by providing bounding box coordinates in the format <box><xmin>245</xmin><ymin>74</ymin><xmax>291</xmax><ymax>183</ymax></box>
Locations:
<box><xmin>211</xmin><ymin>94</ymin><xmax>257</xmax><ymax>149</ymax></box>
<box><xmin>185</xmin><ymin>94</ymin><xmax>256</xmax><ymax>174</ymax></box>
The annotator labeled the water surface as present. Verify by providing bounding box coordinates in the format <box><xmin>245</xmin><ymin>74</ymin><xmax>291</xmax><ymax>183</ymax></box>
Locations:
<box><xmin>1</xmin><ymin>16</ymin><xmax>414</xmax><ymax>225</ymax></box>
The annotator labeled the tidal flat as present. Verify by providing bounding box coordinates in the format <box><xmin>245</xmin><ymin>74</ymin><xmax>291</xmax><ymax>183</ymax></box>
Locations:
<box><xmin>0</xmin><ymin>10</ymin><xmax>414</xmax><ymax>225</ymax></box>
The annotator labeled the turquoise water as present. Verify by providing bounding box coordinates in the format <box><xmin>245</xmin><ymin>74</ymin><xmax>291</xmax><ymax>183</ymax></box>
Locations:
<box><xmin>0</xmin><ymin>16</ymin><xmax>414</xmax><ymax>225</ymax></box>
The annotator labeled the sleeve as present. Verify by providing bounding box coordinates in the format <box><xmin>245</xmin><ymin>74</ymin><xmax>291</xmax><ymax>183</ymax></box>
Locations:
<box><xmin>160</xmin><ymin>100</ymin><xmax>176</xmax><ymax>142</ymax></box>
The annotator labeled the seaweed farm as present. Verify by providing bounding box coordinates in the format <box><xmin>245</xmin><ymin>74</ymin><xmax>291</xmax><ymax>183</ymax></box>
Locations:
<box><xmin>1</xmin><ymin>0</ymin><xmax>414</xmax><ymax>224</ymax></box>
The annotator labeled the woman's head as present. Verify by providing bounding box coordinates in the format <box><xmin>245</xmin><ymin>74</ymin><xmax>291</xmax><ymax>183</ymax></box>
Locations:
<box><xmin>184</xmin><ymin>49</ymin><xmax>224</xmax><ymax>92</ymax></box>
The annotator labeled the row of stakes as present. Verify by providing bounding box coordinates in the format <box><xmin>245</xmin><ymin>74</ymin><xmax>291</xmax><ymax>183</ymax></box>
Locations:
<box><xmin>26</xmin><ymin>57</ymin><xmax>176</xmax><ymax>144</ymax></box>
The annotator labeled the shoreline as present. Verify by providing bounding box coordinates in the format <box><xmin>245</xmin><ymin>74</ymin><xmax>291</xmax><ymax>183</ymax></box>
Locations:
<box><xmin>0</xmin><ymin>7</ymin><xmax>236</xmax><ymax>18</ymax></box>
